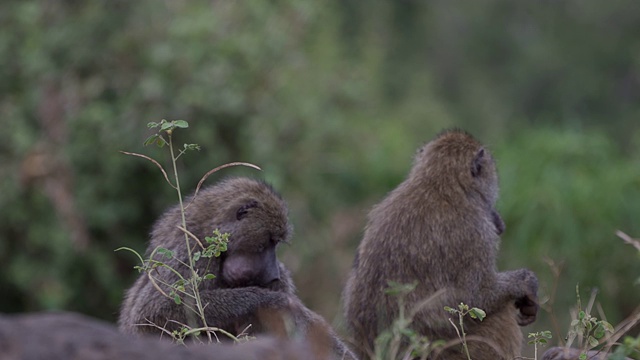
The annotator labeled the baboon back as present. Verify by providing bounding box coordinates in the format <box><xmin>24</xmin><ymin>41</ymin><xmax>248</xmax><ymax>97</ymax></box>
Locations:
<box><xmin>343</xmin><ymin>130</ymin><xmax>538</xmax><ymax>359</ymax></box>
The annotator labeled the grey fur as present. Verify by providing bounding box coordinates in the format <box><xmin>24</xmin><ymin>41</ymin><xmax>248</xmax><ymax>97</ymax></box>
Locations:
<box><xmin>118</xmin><ymin>177</ymin><xmax>356</xmax><ymax>360</ymax></box>
<box><xmin>343</xmin><ymin>130</ymin><xmax>538</xmax><ymax>359</ymax></box>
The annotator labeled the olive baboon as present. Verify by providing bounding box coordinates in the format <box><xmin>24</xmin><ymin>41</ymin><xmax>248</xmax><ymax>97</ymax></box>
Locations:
<box><xmin>343</xmin><ymin>129</ymin><xmax>538</xmax><ymax>359</ymax></box>
<box><xmin>118</xmin><ymin>177</ymin><xmax>356</xmax><ymax>360</ymax></box>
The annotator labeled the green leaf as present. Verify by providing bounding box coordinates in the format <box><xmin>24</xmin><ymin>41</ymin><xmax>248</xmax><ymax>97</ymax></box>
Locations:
<box><xmin>601</xmin><ymin>321</ymin><xmax>614</xmax><ymax>333</ymax></box>
<box><xmin>588</xmin><ymin>336</ymin><xmax>599</xmax><ymax>347</ymax></box>
<box><xmin>193</xmin><ymin>251</ymin><xmax>201</xmax><ymax>262</ymax></box>
<box><xmin>173</xmin><ymin>294</ymin><xmax>182</xmax><ymax>305</ymax></box>
<box><xmin>579</xmin><ymin>354</ymin><xmax>587</xmax><ymax>360</ymax></box>
<box><xmin>173</xmin><ymin>120</ymin><xmax>189</xmax><ymax>128</ymax></box>
<box><xmin>204</xmin><ymin>274</ymin><xmax>216</xmax><ymax>280</ymax></box>
<box><xmin>147</xmin><ymin>122</ymin><xmax>159</xmax><ymax>128</ymax></box>
<box><xmin>538</xmin><ymin>339</ymin><xmax>548</xmax><ymax>345</ymax></box>
<box><xmin>160</xmin><ymin>121</ymin><xmax>174</xmax><ymax>131</ymax></box>
<box><xmin>384</xmin><ymin>281</ymin><xmax>417</xmax><ymax>296</ymax></box>
<box><xmin>594</xmin><ymin>326</ymin><xmax>605</xmax><ymax>339</ymax></box>
<box><xmin>156</xmin><ymin>247</ymin><xmax>173</xmax><ymax>259</ymax></box>
<box><xmin>541</xmin><ymin>331</ymin><xmax>553</xmax><ymax>339</ymax></box>
<box><xmin>578</xmin><ymin>311</ymin><xmax>586</xmax><ymax>320</ymax></box>
<box><xmin>144</xmin><ymin>134</ymin><xmax>159</xmax><ymax>146</ymax></box>
<box><xmin>469</xmin><ymin>307</ymin><xmax>486</xmax><ymax>321</ymax></box>
<box><xmin>156</xmin><ymin>136</ymin><xmax>166</xmax><ymax>148</ymax></box>
<box><xmin>571</xmin><ymin>319</ymin><xmax>580</xmax><ymax>327</ymax></box>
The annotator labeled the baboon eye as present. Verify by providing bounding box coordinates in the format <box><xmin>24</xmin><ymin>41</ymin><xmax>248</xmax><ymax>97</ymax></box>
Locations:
<box><xmin>236</xmin><ymin>200</ymin><xmax>259</xmax><ymax>220</ymax></box>
<box><xmin>471</xmin><ymin>148</ymin><xmax>485</xmax><ymax>177</ymax></box>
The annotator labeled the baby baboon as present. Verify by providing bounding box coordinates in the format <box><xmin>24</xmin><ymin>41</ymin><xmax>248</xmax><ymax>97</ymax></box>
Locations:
<box><xmin>118</xmin><ymin>177</ymin><xmax>356</xmax><ymax>360</ymax></box>
<box><xmin>343</xmin><ymin>129</ymin><xmax>538</xmax><ymax>359</ymax></box>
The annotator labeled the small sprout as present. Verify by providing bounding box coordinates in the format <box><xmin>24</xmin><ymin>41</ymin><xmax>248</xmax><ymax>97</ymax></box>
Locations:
<box><xmin>184</xmin><ymin>143</ymin><xmax>200</xmax><ymax>151</ymax></box>
<box><xmin>203</xmin><ymin>274</ymin><xmax>216</xmax><ymax>281</ymax></box>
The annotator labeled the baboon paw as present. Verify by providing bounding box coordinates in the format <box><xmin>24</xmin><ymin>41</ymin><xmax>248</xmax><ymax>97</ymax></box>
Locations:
<box><xmin>515</xmin><ymin>295</ymin><xmax>538</xmax><ymax>326</ymax></box>
<box><xmin>517</xmin><ymin>312</ymin><xmax>537</xmax><ymax>326</ymax></box>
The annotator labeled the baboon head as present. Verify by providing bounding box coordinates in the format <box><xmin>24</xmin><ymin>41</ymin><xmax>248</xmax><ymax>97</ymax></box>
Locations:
<box><xmin>186</xmin><ymin>178</ymin><xmax>293</xmax><ymax>288</ymax></box>
<box><xmin>412</xmin><ymin>129</ymin><xmax>505</xmax><ymax>235</ymax></box>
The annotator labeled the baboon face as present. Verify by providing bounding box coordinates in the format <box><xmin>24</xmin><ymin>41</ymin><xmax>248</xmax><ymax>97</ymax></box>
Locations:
<box><xmin>219</xmin><ymin>197</ymin><xmax>291</xmax><ymax>288</ymax></box>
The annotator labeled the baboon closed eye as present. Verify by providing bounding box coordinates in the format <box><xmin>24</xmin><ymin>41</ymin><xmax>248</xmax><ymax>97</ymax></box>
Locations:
<box><xmin>236</xmin><ymin>199</ymin><xmax>259</xmax><ymax>220</ymax></box>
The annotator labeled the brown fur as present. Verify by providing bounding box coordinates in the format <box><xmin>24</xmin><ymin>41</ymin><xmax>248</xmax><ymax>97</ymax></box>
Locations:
<box><xmin>118</xmin><ymin>177</ymin><xmax>356</xmax><ymax>359</ymax></box>
<box><xmin>343</xmin><ymin>129</ymin><xmax>538</xmax><ymax>359</ymax></box>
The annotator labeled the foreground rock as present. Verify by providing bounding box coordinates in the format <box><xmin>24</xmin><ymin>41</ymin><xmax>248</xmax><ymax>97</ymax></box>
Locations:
<box><xmin>0</xmin><ymin>312</ymin><xmax>328</xmax><ymax>360</ymax></box>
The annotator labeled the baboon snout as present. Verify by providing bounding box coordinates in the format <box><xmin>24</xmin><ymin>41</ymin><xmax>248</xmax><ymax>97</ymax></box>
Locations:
<box><xmin>222</xmin><ymin>252</ymin><xmax>280</xmax><ymax>287</ymax></box>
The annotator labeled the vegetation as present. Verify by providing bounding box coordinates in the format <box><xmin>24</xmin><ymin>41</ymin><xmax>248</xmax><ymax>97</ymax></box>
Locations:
<box><xmin>0</xmin><ymin>1</ymin><xmax>639</xmax><ymax>359</ymax></box>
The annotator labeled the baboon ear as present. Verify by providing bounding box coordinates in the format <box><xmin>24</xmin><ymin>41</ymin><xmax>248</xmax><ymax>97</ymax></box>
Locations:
<box><xmin>471</xmin><ymin>148</ymin><xmax>485</xmax><ymax>177</ymax></box>
<box><xmin>236</xmin><ymin>200</ymin><xmax>259</xmax><ymax>220</ymax></box>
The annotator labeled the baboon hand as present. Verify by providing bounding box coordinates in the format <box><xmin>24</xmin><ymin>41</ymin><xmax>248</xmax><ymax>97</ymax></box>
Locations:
<box><xmin>515</xmin><ymin>293</ymin><xmax>538</xmax><ymax>326</ymax></box>
<box><xmin>512</xmin><ymin>268</ymin><xmax>538</xmax><ymax>326</ymax></box>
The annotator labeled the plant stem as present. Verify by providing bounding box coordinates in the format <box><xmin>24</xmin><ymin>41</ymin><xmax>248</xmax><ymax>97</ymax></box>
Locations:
<box><xmin>459</xmin><ymin>312</ymin><xmax>472</xmax><ymax>360</ymax></box>
<box><xmin>168</xmin><ymin>132</ymin><xmax>211</xmax><ymax>342</ymax></box>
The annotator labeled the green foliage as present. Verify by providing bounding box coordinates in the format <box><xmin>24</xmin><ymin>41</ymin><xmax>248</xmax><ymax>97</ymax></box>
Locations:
<box><xmin>564</xmin><ymin>285</ymin><xmax>614</xmax><ymax>358</ymax></box>
<box><xmin>609</xmin><ymin>335</ymin><xmax>640</xmax><ymax>360</ymax></box>
<box><xmin>497</xmin><ymin>129</ymin><xmax>640</xmax><ymax>332</ymax></box>
<box><xmin>445</xmin><ymin>303</ymin><xmax>486</xmax><ymax>360</ymax></box>
<box><xmin>374</xmin><ymin>281</ymin><xmax>441</xmax><ymax>360</ymax></box>
<box><xmin>528</xmin><ymin>331</ymin><xmax>553</xmax><ymax>360</ymax></box>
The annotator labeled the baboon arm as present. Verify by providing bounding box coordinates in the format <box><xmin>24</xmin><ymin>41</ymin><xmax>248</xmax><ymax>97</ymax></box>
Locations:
<box><xmin>495</xmin><ymin>269</ymin><xmax>538</xmax><ymax>301</ymax></box>
<box><xmin>198</xmin><ymin>287</ymin><xmax>291</xmax><ymax>324</ymax></box>
<box><xmin>495</xmin><ymin>268</ymin><xmax>539</xmax><ymax>325</ymax></box>
<box><xmin>126</xmin><ymin>286</ymin><xmax>290</xmax><ymax>333</ymax></box>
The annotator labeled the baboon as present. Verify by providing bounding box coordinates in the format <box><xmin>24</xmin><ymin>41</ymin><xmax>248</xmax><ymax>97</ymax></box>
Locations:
<box><xmin>343</xmin><ymin>129</ymin><xmax>539</xmax><ymax>359</ymax></box>
<box><xmin>118</xmin><ymin>177</ymin><xmax>356</xmax><ymax>360</ymax></box>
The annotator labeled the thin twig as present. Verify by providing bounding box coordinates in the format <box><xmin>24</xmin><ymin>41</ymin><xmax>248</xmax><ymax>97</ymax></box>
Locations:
<box><xmin>616</xmin><ymin>230</ymin><xmax>640</xmax><ymax>252</ymax></box>
<box><xmin>177</xmin><ymin>226</ymin><xmax>205</xmax><ymax>250</ymax></box>
<box><xmin>120</xmin><ymin>151</ymin><xmax>176</xmax><ymax>189</ymax></box>
<box><xmin>147</xmin><ymin>272</ymin><xmax>171</xmax><ymax>299</ymax></box>
<box><xmin>185</xmin><ymin>162</ymin><xmax>262</xmax><ymax>209</ymax></box>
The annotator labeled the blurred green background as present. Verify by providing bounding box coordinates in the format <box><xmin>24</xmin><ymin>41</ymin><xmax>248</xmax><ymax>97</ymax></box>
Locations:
<box><xmin>1</xmin><ymin>0</ymin><xmax>639</xmax><ymax>348</ymax></box>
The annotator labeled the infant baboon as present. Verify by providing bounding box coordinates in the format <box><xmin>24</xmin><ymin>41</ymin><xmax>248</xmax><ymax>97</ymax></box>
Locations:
<box><xmin>343</xmin><ymin>129</ymin><xmax>538</xmax><ymax>359</ymax></box>
<box><xmin>118</xmin><ymin>177</ymin><xmax>356</xmax><ymax>359</ymax></box>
